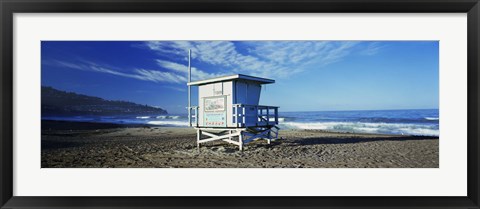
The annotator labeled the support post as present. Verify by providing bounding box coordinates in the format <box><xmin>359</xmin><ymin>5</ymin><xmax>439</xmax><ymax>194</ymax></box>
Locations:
<box><xmin>239</xmin><ymin>131</ymin><xmax>243</xmax><ymax>151</ymax></box>
<box><xmin>267</xmin><ymin>130</ymin><xmax>271</xmax><ymax>144</ymax></box>
<box><xmin>197</xmin><ymin>129</ymin><xmax>201</xmax><ymax>149</ymax></box>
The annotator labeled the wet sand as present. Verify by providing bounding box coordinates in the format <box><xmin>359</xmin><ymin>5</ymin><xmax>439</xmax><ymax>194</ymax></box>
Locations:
<box><xmin>41</xmin><ymin>120</ymin><xmax>439</xmax><ymax>168</ymax></box>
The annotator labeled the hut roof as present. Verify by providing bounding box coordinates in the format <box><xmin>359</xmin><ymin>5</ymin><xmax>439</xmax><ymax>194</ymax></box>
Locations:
<box><xmin>187</xmin><ymin>74</ymin><xmax>275</xmax><ymax>86</ymax></box>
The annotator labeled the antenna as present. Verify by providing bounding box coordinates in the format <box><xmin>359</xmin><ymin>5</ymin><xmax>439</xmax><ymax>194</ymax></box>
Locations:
<box><xmin>188</xmin><ymin>49</ymin><xmax>192</xmax><ymax>126</ymax></box>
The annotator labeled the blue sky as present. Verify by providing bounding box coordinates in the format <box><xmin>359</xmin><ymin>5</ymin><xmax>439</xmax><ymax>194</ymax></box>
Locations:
<box><xmin>41</xmin><ymin>41</ymin><xmax>439</xmax><ymax>113</ymax></box>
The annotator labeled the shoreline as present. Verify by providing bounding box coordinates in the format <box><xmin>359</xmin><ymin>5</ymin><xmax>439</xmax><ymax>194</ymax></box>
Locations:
<box><xmin>41</xmin><ymin>120</ymin><xmax>439</xmax><ymax>168</ymax></box>
<box><xmin>41</xmin><ymin>119</ymin><xmax>438</xmax><ymax>138</ymax></box>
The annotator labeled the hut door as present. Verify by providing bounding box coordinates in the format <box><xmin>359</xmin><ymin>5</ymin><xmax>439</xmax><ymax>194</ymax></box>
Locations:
<box><xmin>203</xmin><ymin>96</ymin><xmax>227</xmax><ymax>127</ymax></box>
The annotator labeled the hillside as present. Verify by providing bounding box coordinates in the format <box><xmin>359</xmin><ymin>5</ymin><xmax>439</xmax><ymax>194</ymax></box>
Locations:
<box><xmin>42</xmin><ymin>86</ymin><xmax>168</xmax><ymax>116</ymax></box>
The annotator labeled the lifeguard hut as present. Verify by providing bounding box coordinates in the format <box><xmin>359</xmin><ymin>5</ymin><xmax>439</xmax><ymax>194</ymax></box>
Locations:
<box><xmin>186</xmin><ymin>52</ymin><xmax>279</xmax><ymax>151</ymax></box>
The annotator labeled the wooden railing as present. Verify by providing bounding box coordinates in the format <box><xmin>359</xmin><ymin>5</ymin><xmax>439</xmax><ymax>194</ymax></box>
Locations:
<box><xmin>189</xmin><ymin>104</ymin><xmax>279</xmax><ymax>128</ymax></box>
<box><xmin>187</xmin><ymin>106</ymin><xmax>199</xmax><ymax>127</ymax></box>
<box><xmin>232</xmin><ymin>104</ymin><xmax>279</xmax><ymax>128</ymax></box>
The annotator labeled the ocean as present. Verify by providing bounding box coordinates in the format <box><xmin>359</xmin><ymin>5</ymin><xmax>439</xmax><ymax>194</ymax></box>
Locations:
<box><xmin>42</xmin><ymin>109</ymin><xmax>439</xmax><ymax>136</ymax></box>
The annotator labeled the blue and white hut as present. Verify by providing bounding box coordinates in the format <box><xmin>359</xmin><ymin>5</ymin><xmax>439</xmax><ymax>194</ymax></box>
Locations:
<box><xmin>186</xmin><ymin>53</ymin><xmax>279</xmax><ymax>150</ymax></box>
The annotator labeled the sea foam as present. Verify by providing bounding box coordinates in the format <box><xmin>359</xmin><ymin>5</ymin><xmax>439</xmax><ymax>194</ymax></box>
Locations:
<box><xmin>147</xmin><ymin>120</ymin><xmax>189</xmax><ymax>126</ymax></box>
<box><xmin>280</xmin><ymin>121</ymin><xmax>439</xmax><ymax>136</ymax></box>
<box><xmin>156</xmin><ymin>115</ymin><xmax>181</xmax><ymax>119</ymax></box>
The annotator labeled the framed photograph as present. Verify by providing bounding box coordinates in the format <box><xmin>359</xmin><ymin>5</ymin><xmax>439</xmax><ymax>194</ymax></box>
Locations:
<box><xmin>1</xmin><ymin>0</ymin><xmax>479</xmax><ymax>208</ymax></box>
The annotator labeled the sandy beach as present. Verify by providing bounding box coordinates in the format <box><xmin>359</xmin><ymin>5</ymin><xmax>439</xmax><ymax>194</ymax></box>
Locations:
<box><xmin>41</xmin><ymin>120</ymin><xmax>439</xmax><ymax>168</ymax></box>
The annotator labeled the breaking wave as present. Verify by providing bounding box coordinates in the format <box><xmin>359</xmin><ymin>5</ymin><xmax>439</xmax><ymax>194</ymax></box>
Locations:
<box><xmin>156</xmin><ymin>115</ymin><xmax>181</xmax><ymax>119</ymax></box>
<box><xmin>147</xmin><ymin>121</ymin><xmax>189</xmax><ymax>126</ymax></box>
<box><xmin>280</xmin><ymin>121</ymin><xmax>439</xmax><ymax>136</ymax></box>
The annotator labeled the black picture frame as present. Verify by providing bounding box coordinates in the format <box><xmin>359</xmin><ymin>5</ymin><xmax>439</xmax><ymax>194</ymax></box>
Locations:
<box><xmin>1</xmin><ymin>0</ymin><xmax>479</xmax><ymax>208</ymax></box>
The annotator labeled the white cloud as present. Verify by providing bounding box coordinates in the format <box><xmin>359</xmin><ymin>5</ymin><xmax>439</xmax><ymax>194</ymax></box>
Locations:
<box><xmin>51</xmin><ymin>60</ymin><xmax>88</xmax><ymax>70</ymax></box>
<box><xmin>47</xmin><ymin>60</ymin><xmax>187</xmax><ymax>84</ymax></box>
<box><xmin>49</xmin><ymin>41</ymin><xmax>382</xmax><ymax>86</ymax></box>
<box><xmin>246</xmin><ymin>41</ymin><xmax>359</xmax><ymax>66</ymax></box>
<box><xmin>146</xmin><ymin>41</ymin><xmax>193</xmax><ymax>59</ymax></box>
<box><xmin>135</xmin><ymin>68</ymin><xmax>186</xmax><ymax>83</ymax></box>
<box><xmin>144</xmin><ymin>41</ymin><xmax>370</xmax><ymax>79</ymax></box>
<box><xmin>360</xmin><ymin>42</ymin><xmax>385</xmax><ymax>56</ymax></box>
<box><xmin>146</xmin><ymin>41</ymin><xmax>287</xmax><ymax>78</ymax></box>
<box><xmin>155</xmin><ymin>59</ymin><xmax>224</xmax><ymax>81</ymax></box>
